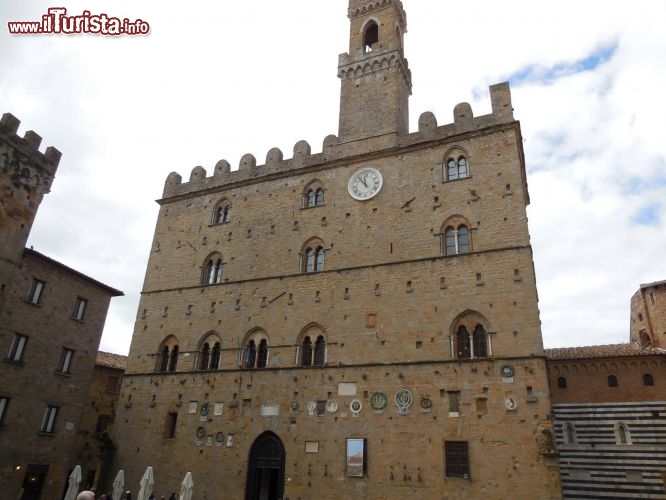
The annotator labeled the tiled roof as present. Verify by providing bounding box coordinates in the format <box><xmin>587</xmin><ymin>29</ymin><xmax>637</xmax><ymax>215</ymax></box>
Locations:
<box><xmin>546</xmin><ymin>342</ymin><xmax>666</xmax><ymax>360</ymax></box>
<box><xmin>96</xmin><ymin>351</ymin><xmax>127</xmax><ymax>370</ymax></box>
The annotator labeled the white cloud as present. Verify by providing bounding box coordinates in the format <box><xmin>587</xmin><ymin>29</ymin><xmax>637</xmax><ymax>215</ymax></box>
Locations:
<box><xmin>2</xmin><ymin>0</ymin><xmax>665</xmax><ymax>353</ymax></box>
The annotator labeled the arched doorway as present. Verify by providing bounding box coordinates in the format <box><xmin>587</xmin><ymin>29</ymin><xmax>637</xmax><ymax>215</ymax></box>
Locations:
<box><xmin>245</xmin><ymin>432</ymin><xmax>285</xmax><ymax>500</ymax></box>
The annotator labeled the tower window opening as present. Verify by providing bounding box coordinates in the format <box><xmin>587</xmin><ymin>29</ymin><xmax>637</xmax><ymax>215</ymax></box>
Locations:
<box><xmin>364</xmin><ymin>22</ymin><xmax>379</xmax><ymax>52</ymax></box>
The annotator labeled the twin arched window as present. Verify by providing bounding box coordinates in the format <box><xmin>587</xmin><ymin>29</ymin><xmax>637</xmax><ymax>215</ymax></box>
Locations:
<box><xmin>303</xmin><ymin>179</ymin><xmax>325</xmax><ymax>208</ymax></box>
<box><xmin>243</xmin><ymin>329</ymin><xmax>270</xmax><ymax>369</ymax></box>
<box><xmin>442</xmin><ymin>216</ymin><xmax>472</xmax><ymax>256</ymax></box>
<box><xmin>447</xmin><ymin>156</ymin><xmax>469</xmax><ymax>181</ymax></box>
<box><xmin>202</xmin><ymin>254</ymin><xmax>223</xmax><ymax>285</ymax></box>
<box><xmin>199</xmin><ymin>341</ymin><xmax>221</xmax><ymax>371</ymax></box>
<box><xmin>455</xmin><ymin>325</ymin><xmax>488</xmax><ymax>359</ymax></box>
<box><xmin>213</xmin><ymin>199</ymin><xmax>231</xmax><ymax>224</ymax></box>
<box><xmin>445</xmin><ymin>225</ymin><xmax>470</xmax><ymax>255</ymax></box>
<box><xmin>300</xmin><ymin>335</ymin><xmax>326</xmax><ymax>366</ymax></box>
<box><xmin>302</xmin><ymin>239</ymin><xmax>325</xmax><ymax>273</ymax></box>
<box><xmin>244</xmin><ymin>339</ymin><xmax>269</xmax><ymax>369</ymax></box>
<box><xmin>451</xmin><ymin>312</ymin><xmax>490</xmax><ymax>360</ymax></box>
<box><xmin>157</xmin><ymin>340</ymin><xmax>179</xmax><ymax>372</ymax></box>
<box><xmin>297</xmin><ymin>325</ymin><xmax>327</xmax><ymax>367</ymax></box>
<box><xmin>306</xmin><ymin>188</ymin><xmax>324</xmax><ymax>207</ymax></box>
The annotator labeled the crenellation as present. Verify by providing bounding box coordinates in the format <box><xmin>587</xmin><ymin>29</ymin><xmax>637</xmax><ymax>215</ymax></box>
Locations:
<box><xmin>348</xmin><ymin>0</ymin><xmax>407</xmax><ymax>29</ymax></box>
<box><xmin>189</xmin><ymin>165</ymin><xmax>206</xmax><ymax>182</ymax></box>
<box><xmin>454</xmin><ymin>102</ymin><xmax>474</xmax><ymax>125</ymax></box>
<box><xmin>159</xmin><ymin>84</ymin><xmax>517</xmax><ymax>205</ymax></box>
<box><xmin>418</xmin><ymin>111</ymin><xmax>437</xmax><ymax>138</ymax></box>
<box><xmin>292</xmin><ymin>140</ymin><xmax>311</xmax><ymax>167</ymax></box>
<box><xmin>489</xmin><ymin>82</ymin><xmax>514</xmax><ymax>122</ymax></box>
<box><xmin>0</xmin><ymin>112</ymin><xmax>20</xmax><ymax>133</ymax></box>
<box><xmin>0</xmin><ymin>113</ymin><xmax>62</xmax><ymax>170</ymax></box>
<box><xmin>239</xmin><ymin>153</ymin><xmax>257</xmax><ymax>171</ymax></box>
<box><xmin>23</xmin><ymin>130</ymin><xmax>42</xmax><ymax>150</ymax></box>
<box><xmin>214</xmin><ymin>159</ymin><xmax>230</xmax><ymax>177</ymax></box>
<box><xmin>265</xmin><ymin>147</ymin><xmax>283</xmax><ymax>167</ymax></box>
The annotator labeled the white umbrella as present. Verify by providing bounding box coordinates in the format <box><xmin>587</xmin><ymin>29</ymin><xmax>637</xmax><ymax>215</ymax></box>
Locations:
<box><xmin>137</xmin><ymin>466</ymin><xmax>154</xmax><ymax>500</ymax></box>
<box><xmin>179</xmin><ymin>472</ymin><xmax>194</xmax><ymax>500</ymax></box>
<box><xmin>63</xmin><ymin>465</ymin><xmax>82</xmax><ymax>500</ymax></box>
<box><xmin>112</xmin><ymin>470</ymin><xmax>125</xmax><ymax>500</ymax></box>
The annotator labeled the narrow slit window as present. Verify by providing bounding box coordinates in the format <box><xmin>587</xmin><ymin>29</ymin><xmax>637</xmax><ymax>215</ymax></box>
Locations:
<box><xmin>73</xmin><ymin>297</ymin><xmax>87</xmax><ymax>320</ymax></box>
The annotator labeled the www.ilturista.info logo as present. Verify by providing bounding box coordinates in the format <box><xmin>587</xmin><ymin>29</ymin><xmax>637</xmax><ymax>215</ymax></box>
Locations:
<box><xmin>8</xmin><ymin>7</ymin><xmax>150</xmax><ymax>35</ymax></box>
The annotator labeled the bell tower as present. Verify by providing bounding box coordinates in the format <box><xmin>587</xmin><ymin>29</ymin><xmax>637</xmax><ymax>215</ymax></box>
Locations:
<box><xmin>337</xmin><ymin>0</ymin><xmax>412</xmax><ymax>141</ymax></box>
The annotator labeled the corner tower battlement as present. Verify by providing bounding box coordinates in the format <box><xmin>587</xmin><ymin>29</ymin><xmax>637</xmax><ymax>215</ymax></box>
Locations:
<box><xmin>0</xmin><ymin>113</ymin><xmax>62</xmax><ymax>187</ymax></box>
<box><xmin>162</xmin><ymin>82</ymin><xmax>515</xmax><ymax>201</ymax></box>
<box><xmin>0</xmin><ymin>113</ymin><xmax>62</xmax><ymax>312</ymax></box>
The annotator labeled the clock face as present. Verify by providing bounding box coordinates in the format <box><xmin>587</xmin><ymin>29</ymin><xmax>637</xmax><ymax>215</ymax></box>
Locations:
<box><xmin>348</xmin><ymin>167</ymin><xmax>383</xmax><ymax>201</ymax></box>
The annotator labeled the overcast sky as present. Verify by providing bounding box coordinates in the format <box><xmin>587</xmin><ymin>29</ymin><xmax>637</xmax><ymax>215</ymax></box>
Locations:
<box><xmin>2</xmin><ymin>1</ymin><xmax>665</xmax><ymax>355</ymax></box>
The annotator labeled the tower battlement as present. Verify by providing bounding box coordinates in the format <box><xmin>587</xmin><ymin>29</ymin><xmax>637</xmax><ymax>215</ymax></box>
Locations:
<box><xmin>162</xmin><ymin>82</ymin><xmax>515</xmax><ymax>201</ymax></box>
<box><xmin>348</xmin><ymin>0</ymin><xmax>407</xmax><ymax>25</ymax></box>
<box><xmin>0</xmin><ymin>113</ymin><xmax>62</xmax><ymax>176</ymax></box>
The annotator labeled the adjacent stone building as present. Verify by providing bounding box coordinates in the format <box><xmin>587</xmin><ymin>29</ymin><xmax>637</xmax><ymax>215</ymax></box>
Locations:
<box><xmin>0</xmin><ymin>114</ymin><xmax>123</xmax><ymax>500</ymax></box>
<box><xmin>631</xmin><ymin>280</ymin><xmax>666</xmax><ymax>349</ymax></box>
<box><xmin>113</xmin><ymin>1</ymin><xmax>561</xmax><ymax>498</ymax></box>
<box><xmin>547</xmin><ymin>299</ymin><xmax>666</xmax><ymax>498</ymax></box>
<box><xmin>75</xmin><ymin>352</ymin><xmax>127</xmax><ymax>493</ymax></box>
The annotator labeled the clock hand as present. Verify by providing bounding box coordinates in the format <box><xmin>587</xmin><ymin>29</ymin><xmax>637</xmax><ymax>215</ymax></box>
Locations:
<box><xmin>359</xmin><ymin>174</ymin><xmax>368</xmax><ymax>188</ymax></box>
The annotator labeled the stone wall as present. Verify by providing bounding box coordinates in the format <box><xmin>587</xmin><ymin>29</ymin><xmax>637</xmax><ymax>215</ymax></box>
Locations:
<box><xmin>0</xmin><ymin>250</ymin><xmax>120</xmax><ymax>499</ymax></box>
<box><xmin>630</xmin><ymin>281</ymin><xmax>666</xmax><ymax>349</ymax></box>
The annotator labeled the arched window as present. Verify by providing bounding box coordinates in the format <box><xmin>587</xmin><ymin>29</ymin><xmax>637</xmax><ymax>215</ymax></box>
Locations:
<box><xmin>202</xmin><ymin>253</ymin><xmax>223</xmax><ymax>285</ymax></box>
<box><xmin>210</xmin><ymin>342</ymin><xmax>221</xmax><ymax>370</ymax></box>
<box><xmin>300</xmin><ymin>337</ymin><xmax>312</xmax><ymax>367</ymax></box>
<box><xmin>297</xmin><ymin>325</ymin><xmax>327</xmax><ymax>367</ymax></box>
<box><xmin>197</xmin><ymin>333</ymin><xmax>222</xmax><ymax>371</ymax></box>
<box><xmin>615</xmin><ymin>422</ymin><xmax>631</xmax><ymax>445</ymax></box>
<box><xmin>245</xmin><ymin>340</ymin><xmax>257</xmax><ymax>369</ymax></box>
<box><xmin>456</xmin><ymin>326</ymin><xmax>471</xmax><ymax>359</ymax></box>
<box><xmin>243</xmin><ymin>329</ymin><xmax>269</xmax><ymax>369</ymax></box>
<box><xmin>156</xmin><ymin>336</ymin><xmax>179</xmax><ymax>373</ymax></box>
<box><xmin>314</xmin><ymin>335</ymin><xmax>326</xmax><ymax>366</ymax></box>
<box><xmin>643</xmin><ymin>373</ymin><xmax>654</xmax><ymax>386</ymax></box>
<box><xmin>445</xmin><ymin>225</ymin><xmax>470</xmax><ymax>255</ymax></box>
<box><xmin>302</xmin><ymin>239</ymin><xmax>325</xmax><ymax>273</ymax></box>
<box><xmin>199</xmin><ymin>343</ymin><xmax>210</xmax><ymax>370</ymax></box>
<box><xmin>306</xmin><ymin>188</ymin><xmax>324</xmax><ymax>207</ymax></box>
<box><xmin>304</xmin><ymin>180</ymin><xmax>325</xmax><ymax>208</ymax></box>
<box><xmin>364</xmin><ymin>21</ymin><xmax>379</xmax><ymax>52</ymax></box>
<box><xmin>564</xmin><ymin>423</ymin><xmax>576</xmax><ymax>444</ymax></box>
<box><xmin>168</xmin><ymin>345</ymin><xmax>179</xmax><ymax>372</ymax></box>
<box><xmin>442</xmin><ymin>215</ymin><xmax>472</xmax><ymax>256</ymax></box>
<box><xmin>472</xmin><ymin>325</ymin><xmax>487</xmax><ymax>358</ymax></box>
<box><xmin>607</xmin><ymin>375</ymin><xmax>618</xmax><ymax>387</ymax></box>
<box><xmin>257</xmin><ymin>339</ymin><xmax>268</xmax><ymax>368</ymax></box>
<box><xmin>557</xmin><ymin>377</ymin><xmax>567</xmax><ymax>389</ymax></box>
<box><xmin>212</xmin><ymin>199</ymin><xmax>231</xmax><ymax>224</ymax></box>
<box><xmin>158</xmin><ymin>346</ymin><xmax>169</xmax><ymax>372</ymax></box>
<box><xmin>450</xmin><ymin>311</ymin><xmax>491</xmax><ymax>360</ymax></box>
<box><xmin>447</xmin><ymin>156</ymin><xmax>469</xmax><ymax>181</ymax></box>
